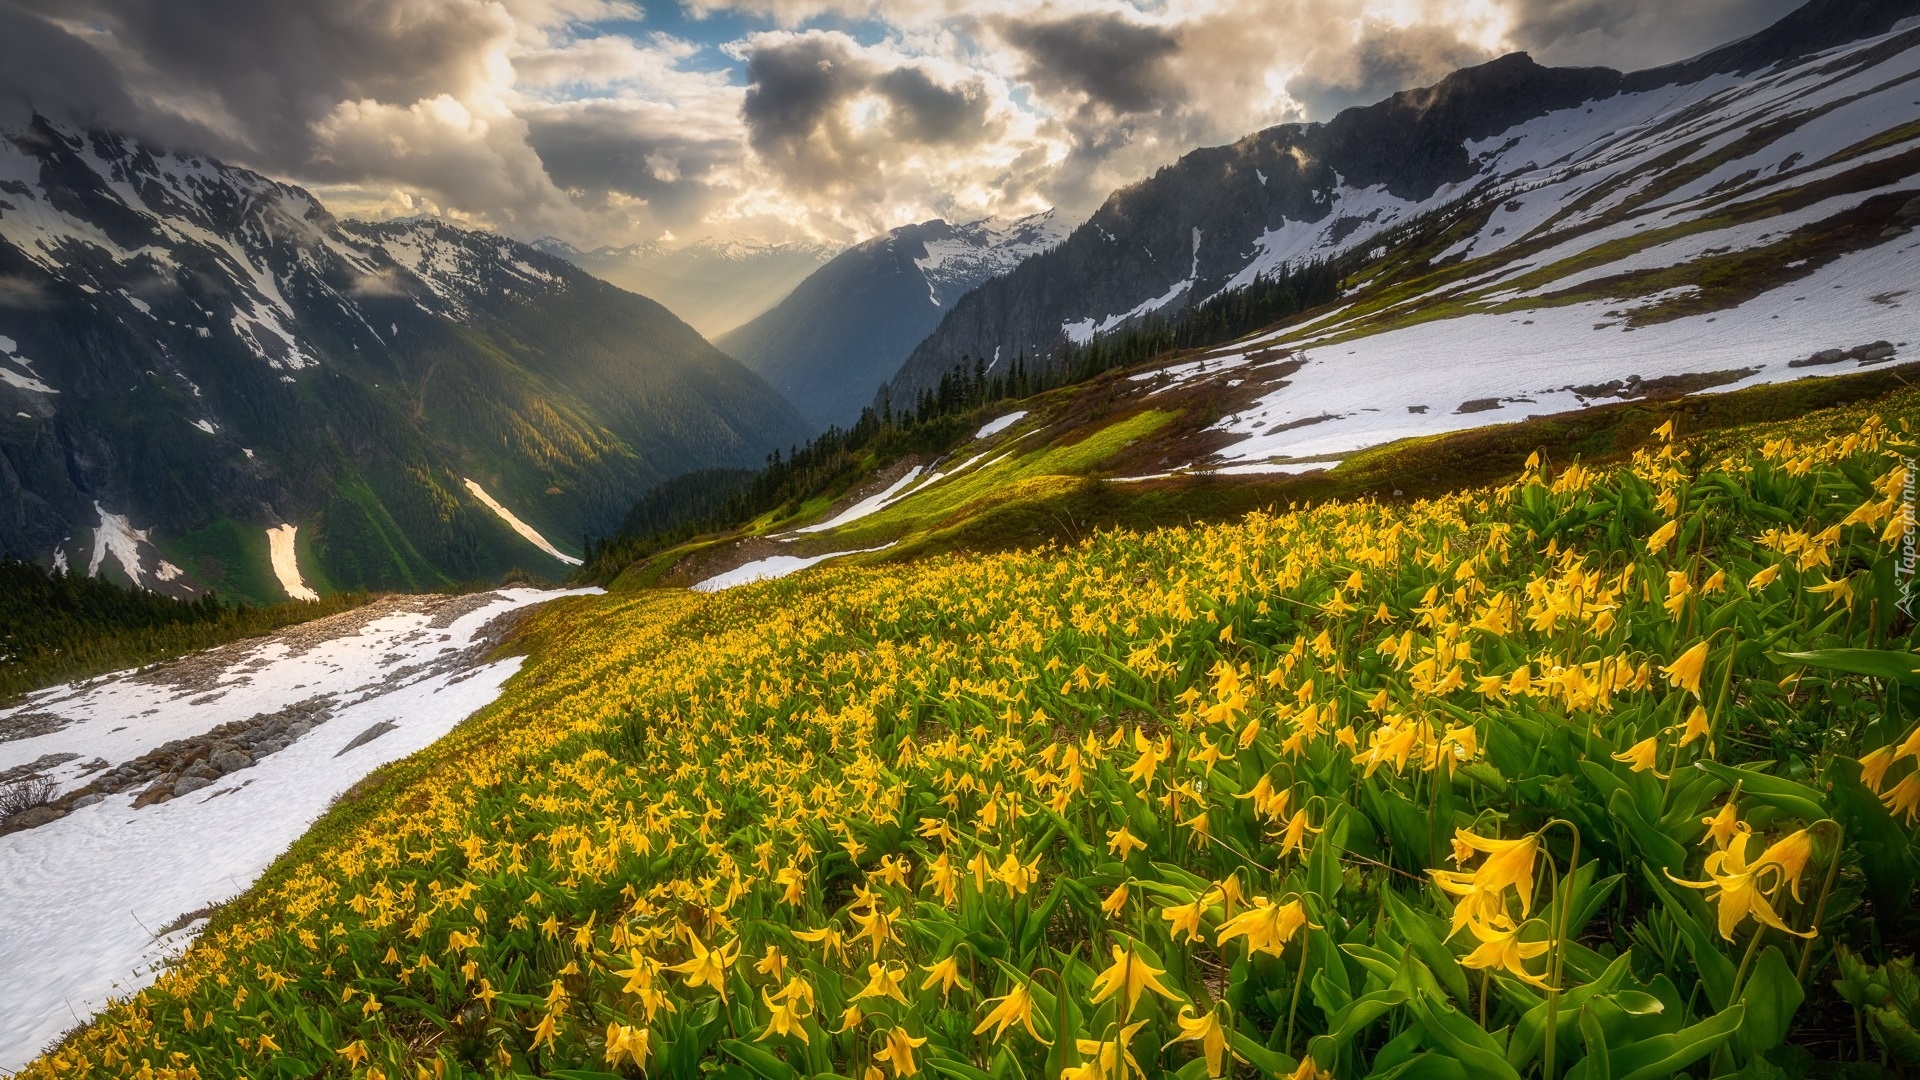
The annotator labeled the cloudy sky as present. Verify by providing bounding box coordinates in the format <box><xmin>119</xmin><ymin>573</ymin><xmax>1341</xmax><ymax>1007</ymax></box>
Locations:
<box><xmin>0</xmin><ymin>0</ymin><xmax>1803</xmax><ymax>248</ymax></box>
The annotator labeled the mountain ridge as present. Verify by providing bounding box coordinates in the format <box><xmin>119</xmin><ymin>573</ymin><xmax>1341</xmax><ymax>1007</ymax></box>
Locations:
<box><xmin>881</xmin><ymin>0</ymin><xmax>1920</xmax><ymax>406</ymax></box>
<box><xmin>0</xmin><ymin>117</ymin><xmax>808</xmax><ymax>602</ymax></box>
<box><xmin>717</xmin><ymin>210</ymin><xmax>1067</xmax><ymax>431</ymax></box>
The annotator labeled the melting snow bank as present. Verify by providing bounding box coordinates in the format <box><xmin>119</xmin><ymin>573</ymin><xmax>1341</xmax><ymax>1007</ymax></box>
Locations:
<box><xmin>975</xmin><ymin>411</ymin><xmax>1028</xmax><ymax>439</ymax></box>
<box><xmin>265</xmin><ymin>524</ymin><xmax>318</xmax><ymax>601</ymax></box>
<box><xmin>0</xmin><ymin>588</ymin><xmax>596</xmax><ymax>1072</ymax></box>
<box><xmin>1205</xmin><ymin>231</ymin><xmax>1920</xmax><ymax>464</ymax></box>
<box><xmin>794</xmin><ymin>468</ymin><xmax>925</xmax><ymax>534</ymax></box>
<box><xmin>692</xmin><ymin>545</ymin><xmax>895</xmax><ymax>592</ymax></box>
<box><xmin>462</xmin><ymin>479</ymin><xmax>582</xmax><ymax>566</ymax></box>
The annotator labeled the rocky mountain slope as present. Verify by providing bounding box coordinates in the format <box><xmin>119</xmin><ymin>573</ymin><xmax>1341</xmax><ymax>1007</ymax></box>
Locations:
<box><xmin>717</xmin><ymin>212</ymin><xmax>1067</xmax><ymax>431</ymax></box>
<box><xmin>884</xmin><ymin>0</ymin><xmax>1920</xmax><ymax>405</ymax></box>
<box><xmin>530</xmin><ymin>235</ymin><xmax>835</xmax><ymax>338</ymax></box>
<box><xmin>0</xmin><ymin>118</ymin><xmax>808</xmax><ymax>602</ymax></box>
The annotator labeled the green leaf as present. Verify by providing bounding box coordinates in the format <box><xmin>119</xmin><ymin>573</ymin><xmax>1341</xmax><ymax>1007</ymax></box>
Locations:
<box><xmin>1309</xmin><ymin>989</ymin><xmax>1408</xmax><ymax>1068</ymax></box>
<box><xmin>1735</xmin><ymin>947</ymin><xmax>1806</xmax><ymax>1054</ymax></box>
<box><xmin>1772</xmin><ymin>648</ymin><xmax>1920</xmax><ymax>687</ymax></box>
<box><xmin>1577</xmin><ymin>1005</ymin><xmax>1609</xmax><ymax>1080</ymax></box>
<box><xmin>1368</xmin><ymin>1052</ymin><xmax>1470</xmax><ymax>1080</ymax></box>
<box><xmin>1610</xmin><ymin>1004</ymin><xmax>1745</xmax><ymax>1080</ymax></box>
<box><xmin>1407</xmin><ymin>987</ymin><xmax>1520</xmax><ymax>1080</ymax></box>
<box><xmin>720</xmin><ymin>1039</ymin><xmax>802</xmax><ymax>1080</ymax></box>
<box><xmin>1691</xmin><ymin>760</ymin><xmax>1828</xmax><ymax>823</ymax></box>
<box><xmin>926</xmin><ymin>1056</ymin><xmax>995</xmax><ymax>1080</ymax></box>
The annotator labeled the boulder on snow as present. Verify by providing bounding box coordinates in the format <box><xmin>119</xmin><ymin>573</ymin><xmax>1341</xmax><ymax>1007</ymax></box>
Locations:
<box><xmin>172</xmin><ymin>775</ymin><xmax>213</xmax><ymax>797</ymax></box>
<box><xmin>1790</xmin><ymin>348</ymin><xmax>1848</xmax><ymax>367</ymax></box>
<box><xmin>6</xmin><ymin>805</ymin><xmax>67</xmax><ymax>830</ymax></box>
<box><xmin>209</xmin><ymin>749</ymin><xmax>253</xmax><ymax>773</ymax></box>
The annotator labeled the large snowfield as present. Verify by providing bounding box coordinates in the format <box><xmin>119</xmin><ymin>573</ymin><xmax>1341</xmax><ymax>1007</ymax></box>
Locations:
<box><xmin>0</xmin><ymin>589</ymin><xmax>590</xmax><ymax>1072</ymax></box>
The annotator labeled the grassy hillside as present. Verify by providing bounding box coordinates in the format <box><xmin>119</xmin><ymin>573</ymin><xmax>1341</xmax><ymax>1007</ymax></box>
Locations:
<box><xmin>27</xmin><ymin>384</ymin><xmax>1920</xmax><ymax>1078</ymax></box>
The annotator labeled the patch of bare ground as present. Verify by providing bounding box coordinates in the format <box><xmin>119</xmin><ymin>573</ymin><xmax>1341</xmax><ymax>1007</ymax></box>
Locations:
<box><xmin>1092</xmin><ymin>349</ymin><xmax>1310</xmax><ymax>477</ymax></box>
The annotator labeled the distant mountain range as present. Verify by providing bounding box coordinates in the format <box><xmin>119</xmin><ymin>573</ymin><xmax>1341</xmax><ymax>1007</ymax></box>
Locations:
<box><xmin>716</xmin><ymin>212</ymin><xmax>1068</xmax><ymax>430</ymax></box>
<box><xmin>882</xmin><ymin>0</ymin><xmax>1920</xmax><ymax>406</ymax></box>
<box><xmin>0</xmin><ymin>118</ymin><xmax>807</xmax><ymax>603</ymax></box>
<box><xmin>531</xmin><ymin>236</ymin><xmax>836</xmax><ymax>339</ymax></box>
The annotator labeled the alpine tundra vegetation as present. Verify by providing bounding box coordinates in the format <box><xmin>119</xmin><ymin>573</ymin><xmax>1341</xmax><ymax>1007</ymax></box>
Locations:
<box><xmin>23</xmin><ymin>393</ymin><xmax>1920</xmax><ymax>1079</ymax></box>
<box><xmin>7</xmin><ymin>0</ymin><xmax>1920</xmax><ymax>1076</ymax></box>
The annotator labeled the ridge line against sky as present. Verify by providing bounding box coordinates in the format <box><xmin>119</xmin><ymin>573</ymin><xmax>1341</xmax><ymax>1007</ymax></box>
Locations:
<box><xmin>0</xmin><ymin>0</ymin><xmax>1804</xmax><ymax>249</ymax></box>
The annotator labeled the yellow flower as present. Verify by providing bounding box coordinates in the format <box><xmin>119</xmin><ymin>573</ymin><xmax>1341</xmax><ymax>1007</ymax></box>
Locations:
<box><xmin>1108</xmin><ymin>826</ymin><xmax>1148</xmax><ymax>860</ymax></box>
<box><xmin>606</xmin><ymin>1022</ymin><xmax>650</xmax><ymax>1066</ymax></box>
<box><xmin>873</xmin><ymin>1027</ymin><xmax>927</xmax><ymax>1078</ymax></box>
<box><xmin>1088</xmin><ymin>943</ymin><xmax>1178</xmax><ymax>1017</ymax></box>
<box><xmin>1807</xmin><ymin>576</ymin><xmax>1854</xmax><ymax>610</ymax></box>
<box><xmin>758</xmin><ymin>987</ymin><xmax>811</xmax><ymax>1045</ymax></box>
<box><xmin>1164</xmin><ymin>1006</ymin><xmax>1238</xmax><ymax>1078</ymax></box>
<box><xmin>1667</xmin><ymin>833</ymin><xmax>1814</xmax><ymax>941</ymax></box>
<box><xmin>1700</xmin><ymin>801</ymin><xmax>1742</xmax><ymax>850</ymax></box>
<box><xmin>527</xmin><ymin>1011</ymin><xmax>559</xmax><ymax>1052</ymax></box>
<box><xmin>1676</xmin><ymin>705</ymin><xmax>1711</xmax><ymax>749</ymax></box>
<box><xmin>1159</xmin><ymin>896</ymin><xmax>1210</xmax><ymax>943</ymax></box>
<box><xmin>1611</xmin><ymin>735</ymin><xmax>1667</xmax><ymax>777</ymax></box>
<box><xmin>1069</xmin><ymin>1020</ymin><xmax>1149</xmax><ymax>1080</ymax></box>
<box><xmin>1755</xmin><ymin>829</ymin><xmax>1814</xmax><ymax>902</ymax></box>
<box><xmin>1457</xmin><ymin>914</ymin><xmax>1551</xmax><ymax>988</ymax></box>
<box><xmin>1883</xmin><ymin>772</ymin><xmax>1920</xmax><ymax>823</ymax></box>
<box><xmin>1276</xmin><ymin>809</ymin><xmax>1321</xmax><ymax>860</ymax></box>
<box><xmin>1860</xmin><ymin>745</ymin><xmax>1896</xmax><ymax>793</ymax></box>
<box><xmin>1661</xmin><ymin>640</ymin><xmax>1710</xmax><ymax>698</ymax></box>
<box><xmin>337</xmin><ymin>1042</ymin><xmax>370</xmax><ymax>1069</ymax></box>
<box><xmin>973</xmin><ymin>982</ymin><xmax>1048</xmax><ymax>1043</ymax></box>
<box><xmin>1646</xmin><ymin>519</ymin><xmax>1679</xmax><ymax>552</ymax></box>
<box><xmin>1749</xmin><ymin>563</ymin><xmax>1781</xmax><ymax>589</ymax></box>
<box><xmin>668</xmin><ymin>929</ymin><xmax>739</xmax><ymax>1004</ymax></box>
<box><xmin>919</xmin><ymin>955</ymin><xmax>968</xmax><ymax>1001</ymax></box>
<box><xmin>1215</xmin><ymin>896</ymin><xmax>1312</xmax><ymax>957</ymax></box>
<box><xmin>1101</xmin><ymin>882</ymin><xmax>1131</xmax><ymax>918</ymax></box>
<box><xmin>851</xmin><ymin>962</ymin><xmax>909</xmax><ymax>1005</ymax></box>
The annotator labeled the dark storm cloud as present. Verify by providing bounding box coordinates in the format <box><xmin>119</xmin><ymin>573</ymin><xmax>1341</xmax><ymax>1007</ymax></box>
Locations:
<box><xmin>737</xmin><ymin>31</ymin><xmax>1000</xmax><ymax>194</ymax></box>
<box><xmin>1503</xmin><ymin>0</ymin><xmax>1808</xmax><ymax>71</ymax></box>
<box><xmin>1286</xmin><ymin>21</ymin><xmax>1493</xmax><ymax>118</ymax></box>
<box><xmin>0</xmin><ymin>3</ymin><xmax>178</xmax><ymax>145</ymax></box>
<box><xmin>524</xmin><ymin>100</ymin><xmax>740</xmax><ymax>226</ymax></box>
<box><xmin>991</xmin><ymin>12</ymin><xmax>1186</xmax><ymax>116</ymax></box>
<box><xmin>0</xmin><ymin>0</ymin><xmax>506</xmax><ymax>167</ymax></box>
<box><xmin>740</xmin><ymin>33</ymin><xmax>868</xmax><ymax>155</ymax></box>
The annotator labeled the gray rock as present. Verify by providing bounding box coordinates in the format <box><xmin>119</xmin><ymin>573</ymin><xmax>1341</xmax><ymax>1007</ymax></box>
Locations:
<box><xmin>70</xmin><ymin>793</ymin><xmax>104</xmax><ymax>808</ymax></box>
<box><xmin>334</xmin><ymin>721</ymin><xmax>398</xmax><ymax>757</ymax></box>
<box><xmin>286</xmin><ymin>722</ymin><xmax>313</xmax><ymax>739</ymax></box>
<box><xmin>256</xmin><ymin>740</ymin><xmax>288</xmax><ymax>756</ymax></box>
<box><xmin>1899</xmin><ymin>195</ymin><xmax>1920</xmax><ymax>221</ymax></box>
<box><xmin>209</xmin><ymin>749</ymin><xmax>253</xmax><ymax>773</ymax></box>
<box><xmin>185</xmin><ymin>762</ymin><xmax>221</xmax><ymax>781</ymax></box>
<box><xmin>173</xmin><ymin>775</ymin><xmax>213</xmax><ymax>797</ymax></box>
<box><xmin>6</xmin><ymin>805</ymin><xmax>67</xmax><ymax>829</ymax></box>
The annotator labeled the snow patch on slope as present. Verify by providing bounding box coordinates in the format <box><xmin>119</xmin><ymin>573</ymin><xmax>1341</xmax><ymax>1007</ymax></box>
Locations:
<box><xmin>1205</xmin><ymin>231</ymin><xmax>1918</xmax><ymax>465</ymax></box>
<box><xmin>267</xmin><ymin>524</ymin><xmax>318</xmax><ymax>601</ymax></box>
<box><xmin>0</xmin><ymin>334</ymin><xmax>57</xmax><ymax>395</ymax></box>
<box><xmin>794</xmin><ymin>468</ymin><xmax>926</xmax><ymax>534</ymax></box>
<box><xmin>0</xmin><ymin>589</ymin><xmax>591</xmax><ymax>1072</ymax></box>
<box><xmin>462</xmin><ymin>479</ymin><xmax>582</xmax><ymax>566</ymax></box>
<box><xmin>692</xmin><ymin>545</ymin><xmax>894</xmax><ymax>592</ymax></box>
